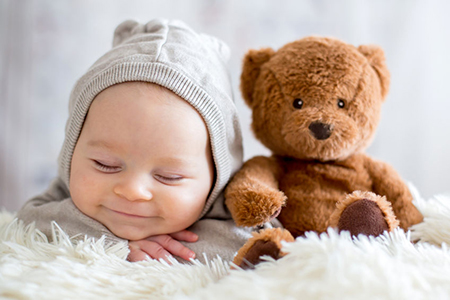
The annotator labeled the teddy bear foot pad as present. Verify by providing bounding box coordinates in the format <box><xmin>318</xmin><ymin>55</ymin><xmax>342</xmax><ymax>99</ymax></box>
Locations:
<box><xmin>338</xmin><ymin>198</ymin><xmax>389</xmax><ymax>237</ymax></box>
<box><xmin>239</xmin><ymin>240</ymin><xmax>281</xmax><ymax>269</ymax></box>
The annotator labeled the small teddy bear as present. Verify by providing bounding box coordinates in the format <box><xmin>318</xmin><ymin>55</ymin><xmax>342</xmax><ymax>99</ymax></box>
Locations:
<box><xmin>225</xmin><ymin>36</ymin><xmax>423</xmax><ymax>268</ymax></box>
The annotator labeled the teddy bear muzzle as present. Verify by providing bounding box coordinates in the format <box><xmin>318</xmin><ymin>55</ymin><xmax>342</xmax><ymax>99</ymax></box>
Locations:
<box><xmin>308</xmin><ymin>121</ymin><xmax>333</xmax><ymax>140</ymax></box>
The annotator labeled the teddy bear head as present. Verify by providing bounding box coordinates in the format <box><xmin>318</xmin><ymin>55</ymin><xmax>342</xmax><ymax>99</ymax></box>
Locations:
<box><xmin>241</xmin><ymin>36</ymin><xmax>390</xmax><ymax>161</ymax></box>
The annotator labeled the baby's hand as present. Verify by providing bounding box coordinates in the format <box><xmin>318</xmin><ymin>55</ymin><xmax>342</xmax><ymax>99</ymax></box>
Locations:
<box><xmin>127</xmin><ymin>230</ymin><xmax>198</xmax><ymax>263</ymax></box>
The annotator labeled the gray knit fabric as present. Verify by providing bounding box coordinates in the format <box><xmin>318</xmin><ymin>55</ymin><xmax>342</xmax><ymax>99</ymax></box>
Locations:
<box><xmin>17</xmin><ymin>19</ymin><xmax>252</xmax><ymax>263</ymax></box>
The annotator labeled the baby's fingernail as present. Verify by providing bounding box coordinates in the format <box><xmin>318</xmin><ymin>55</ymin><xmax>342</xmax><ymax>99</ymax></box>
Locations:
<box><xmin>189</xmin><ymin>251</ymin><xmax>196</xmax><ymax>259</ymax></box>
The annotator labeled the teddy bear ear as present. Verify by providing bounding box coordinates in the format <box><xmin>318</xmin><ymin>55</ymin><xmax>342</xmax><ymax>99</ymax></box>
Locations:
<box><xmin>240</xmin><ymin>48</ymin><xmax>275</xmax><ymax>107</ymax></box>
<box><xmin>357</xmin><ymin>45</ymin><xmax>391</xmax><ymax>100</ymax></box>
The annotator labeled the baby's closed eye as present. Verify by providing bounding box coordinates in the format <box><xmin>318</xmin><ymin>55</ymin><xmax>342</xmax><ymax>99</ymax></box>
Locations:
<box><xmin>154</xmin><ymin>174</ymin><xmax>184</xmax><ymax>185</ymax></box>
<box><xmin>93</xmin><ymin>160</ymin><xmax>122</xmax><ymax>173</ymax></box>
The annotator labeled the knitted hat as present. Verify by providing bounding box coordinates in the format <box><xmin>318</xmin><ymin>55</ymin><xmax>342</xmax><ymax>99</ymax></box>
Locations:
<box><xmin>57</xmin><ymin>19</ymin><xmax>243</xmax><ymax>219</ymax></box>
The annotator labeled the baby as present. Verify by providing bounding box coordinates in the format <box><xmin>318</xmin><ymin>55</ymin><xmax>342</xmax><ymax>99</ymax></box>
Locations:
<box><xmin>17</xmin><ymin>19</ymin><xmax>253</xmax><ymax>263</ymax></box>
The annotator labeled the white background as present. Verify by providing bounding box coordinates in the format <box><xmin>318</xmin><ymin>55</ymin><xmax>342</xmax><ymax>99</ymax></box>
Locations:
<box><xmin>1</xmin><ymin>0</ymin><xmax>450</xmax><ymax>211</ymax></box>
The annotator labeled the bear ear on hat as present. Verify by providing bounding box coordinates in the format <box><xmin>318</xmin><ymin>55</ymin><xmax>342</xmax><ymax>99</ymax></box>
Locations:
<box><xmin>240</xmin><ymin>48</ymin><xmax>275</xmax><ymax>107</ymax></box>
<box><xmin>358</xmin><ymin>44</ymin><xmax>391</xmax><ymax>100</ymax></box>
<box><xmin>113</xmin><ymin>20</ymin><xmax>140</xmax><ymax>47</ymax></box>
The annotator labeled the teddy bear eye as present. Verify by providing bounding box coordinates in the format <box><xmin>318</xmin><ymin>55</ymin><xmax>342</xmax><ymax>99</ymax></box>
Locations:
<box><xmin>337</xmin><ymin>99</ymin><xmax>345</xmax><ymax>108</ymax></box>
<box><xmin>293</xmin><ymin>98</ymin><xmax>303</xmax><ymax>109</ymax></box>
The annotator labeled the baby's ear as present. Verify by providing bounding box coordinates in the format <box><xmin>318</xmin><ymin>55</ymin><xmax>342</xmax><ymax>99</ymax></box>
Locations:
<box><xmin>358</xmin><ymin>44</ymin><xmax>390</xmax><ymax>100</ymax></box>
<box><xmin>240</xmin><ymin>48</ymin><xmax>275</xmax><ymax>107</ymax></box>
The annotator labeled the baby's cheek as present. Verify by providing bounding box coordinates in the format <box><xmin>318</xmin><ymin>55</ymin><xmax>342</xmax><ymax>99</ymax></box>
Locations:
<box><xmin>71</xmin><ymin>172</ymin><xmax>103</xmax><ymax>214</ymax></box>
<box><xmin>169</xmin><ymin>195</ymin><xmax>203</xmax><ymax>221</ymax></box>
<box><xmin>185</xmin><ymin>195</ymin><xmax>206</xmax><ymax>218</ymax></box>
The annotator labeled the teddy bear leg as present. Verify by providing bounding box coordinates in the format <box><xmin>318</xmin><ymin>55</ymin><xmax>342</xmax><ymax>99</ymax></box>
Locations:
<box><xmin>233</xmin><ymin>228</ymin><xmax>294</xmax><ymax>269</ymax></box>
<box><xmin>329</xmin><ymin>191</ymin><xmax>400</xmax><ymax>237</ymax></box>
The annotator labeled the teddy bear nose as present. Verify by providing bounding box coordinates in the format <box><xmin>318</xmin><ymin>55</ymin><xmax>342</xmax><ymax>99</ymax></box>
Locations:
<box><xmin>309</xmin><ymin>121</ymin><xmax>332</xmax><ymax>140</ymax></box>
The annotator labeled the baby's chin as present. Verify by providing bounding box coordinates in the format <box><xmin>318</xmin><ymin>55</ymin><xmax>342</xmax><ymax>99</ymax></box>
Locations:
<box><xmin>107</xmin><ymin>224</ymin><xmax>163</xmax><ymax>241</ymax></box>
<box><xmin>108</xmin><ymin>223</ymin><xmax>191</xmax><ymax>241</ymax></box>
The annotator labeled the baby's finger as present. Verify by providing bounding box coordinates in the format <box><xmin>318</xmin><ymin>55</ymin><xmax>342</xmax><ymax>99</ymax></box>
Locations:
<box><xmin>170</xmin><ymin>229</ymin><xmax>199</xmax><ymax>242</ymax></box>
<box><xmin>127</xmin><ymin>247</ymin><xmax>149</xmax><ymax>262</ymax></box>
<box><xmin>148</xmin><ymin>235</ymin><xmax>196</xmax><ymax>261</ymax></box>
<box><xmin>128</xmin><ymin>242</ymin><xmax>152</xmax><ymax>262</ymax></box>
<box><xmin>137</xmin><ymin>239</ymin><xmax>174</xmax><ymax>262</ymax></box>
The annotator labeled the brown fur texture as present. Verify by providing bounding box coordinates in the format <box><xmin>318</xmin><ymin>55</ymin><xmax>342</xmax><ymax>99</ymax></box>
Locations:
<box><xmin>232</xmin><ymin>228</ymin><xmax>295</xmax><ymax>269</ymax></box>
<box><xmin>225</xmin><ymin>36</ymin><xmax>423</xmax><ymax>266</ymax></box>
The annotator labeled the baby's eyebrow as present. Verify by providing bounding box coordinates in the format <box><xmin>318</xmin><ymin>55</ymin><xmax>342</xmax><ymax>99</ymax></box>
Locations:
<box><xmin>158</xmin><ymin>156</ymin><xmax>196</xmax><ymax>169</ymax></box>
<box><xmin>86</xmin><ymin>140</ymin><xmax>118</xmax><ymax>151</ymax></box>
<box><xmin>86</xmin><ymin>140</ymin><xmax>196</xmax><ymax>167</ymax></box>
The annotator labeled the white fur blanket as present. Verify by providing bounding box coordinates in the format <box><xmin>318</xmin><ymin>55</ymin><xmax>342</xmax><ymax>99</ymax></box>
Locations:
<box><xmin>2</xmin><ymin>187</ymin><xmax>450</xmax><ymax>300</ymax></box>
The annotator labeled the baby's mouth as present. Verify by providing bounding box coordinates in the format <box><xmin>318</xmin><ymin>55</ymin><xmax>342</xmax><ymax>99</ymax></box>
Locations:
<box><xmin>110</xmin><ymin>209</ymin><xmax>151</xmax><ymax>218</ymax></box>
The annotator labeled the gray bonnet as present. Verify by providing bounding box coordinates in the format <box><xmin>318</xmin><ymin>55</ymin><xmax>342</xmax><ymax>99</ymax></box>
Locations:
<box><xmin>57</xmin><ymin>19</ymin><xmax>243</xmax><ymax>219</ymax></box>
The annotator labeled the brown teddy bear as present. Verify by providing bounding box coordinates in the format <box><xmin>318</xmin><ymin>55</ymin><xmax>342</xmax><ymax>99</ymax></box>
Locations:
<box><xmin>225</xmin><ymin>36</ymin><xmax>423</xmax><ymax>268</ymax></box>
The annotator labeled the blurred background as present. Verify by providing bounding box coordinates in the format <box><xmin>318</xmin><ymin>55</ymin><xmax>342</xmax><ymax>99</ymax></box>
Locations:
<box><xmin>1</xmin><ymin>0</ymin><xmax>450</xmax><ymax>211</ymax></box>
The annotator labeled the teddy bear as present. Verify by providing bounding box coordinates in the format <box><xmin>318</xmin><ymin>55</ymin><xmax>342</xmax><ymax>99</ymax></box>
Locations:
<box><xmin>224</xmin><ymin>36</ymin><xmax>423</xmax><ymax>269</ymax></box>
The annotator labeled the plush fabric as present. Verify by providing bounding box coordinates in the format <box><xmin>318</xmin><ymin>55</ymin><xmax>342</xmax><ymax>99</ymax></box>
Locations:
<box><xmin>224</xmin><ymin>37</ymin><xmax>423</xmax><ymax>265</ymax></box>
<box><xmin>1</xmin><ymin>187</ymin><xmax>450</xmax><ymax>299</ymax></box>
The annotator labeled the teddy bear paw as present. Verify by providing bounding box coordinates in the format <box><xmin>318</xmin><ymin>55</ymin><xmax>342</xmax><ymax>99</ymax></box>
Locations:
<box><xmin>226</xmin><ymin>185</ymin><xmax>286</xmax><ymax>227</ymax></box>
<box><xmin>330</xmin><ymin>191</ymin><xmax>400</xmax><ymax>237</ymax></box>
<box><xmin>238</xmin><ymin>239</ymin><xmax>281</xmax><ymax>270</ymax></box>
<box><xmin>232</xmin><ymin>228</ymin><xmax>294</xmax><ymax>269</ymax></box>
<box><xmin>338</xmin><ymin>198</ymin><xmax>389</xmax><ymax>236</ymax></box>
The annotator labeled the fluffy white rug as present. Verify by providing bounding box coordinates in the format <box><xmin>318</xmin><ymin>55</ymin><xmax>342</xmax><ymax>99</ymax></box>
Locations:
<box><xmin>2</xmin><ymin>186</ymin><xmax>450</xmax><ymax>300</ymax></box>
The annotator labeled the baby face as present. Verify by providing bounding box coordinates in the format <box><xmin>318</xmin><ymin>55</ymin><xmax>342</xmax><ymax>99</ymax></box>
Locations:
<box><xmin>70</xmin><ymin>82</ymin><xmax>214</xmax><ymax>241</ymax></box>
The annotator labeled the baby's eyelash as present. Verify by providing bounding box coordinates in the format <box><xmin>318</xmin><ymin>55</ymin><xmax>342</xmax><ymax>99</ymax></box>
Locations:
<box><xmin>93</xmin><ymin>160</ymin><xmax>121</xmax><ymax>173</ymax></box>
<box><xmin>155</xmin><ymin>174</ymin><xmax>183</xmax><ymax>183</ymax></box>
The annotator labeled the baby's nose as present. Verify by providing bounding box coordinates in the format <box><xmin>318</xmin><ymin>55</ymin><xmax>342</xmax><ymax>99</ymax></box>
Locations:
<box><xmin>113</xmin><ymin>176</ymin><xmax>153</xmax><ymax>201</ymax></box>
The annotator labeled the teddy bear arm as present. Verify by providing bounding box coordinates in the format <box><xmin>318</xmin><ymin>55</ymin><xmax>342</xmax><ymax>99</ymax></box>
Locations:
<box><xmin>225</xmin><ymin>156</ymin><xmax>287</xmax><ymax>227</ymax></box>
<box><xmin>364</xmin><ymin>157</ymin><xmax>423</xmax><ymax>230</ymax></box>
